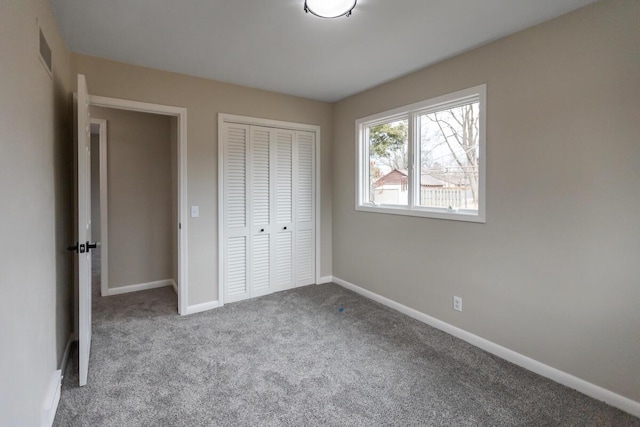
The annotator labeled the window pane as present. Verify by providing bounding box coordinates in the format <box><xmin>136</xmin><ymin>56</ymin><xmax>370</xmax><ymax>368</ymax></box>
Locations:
<box><xmin>368</xmin><ymin>119</ymin><xmax>409</xmax><ymax>206</ymax></box>
<box><xmin>419</xmin><ymin>101</ymin><xmax>480</xmax><ymax>211</ymax></box>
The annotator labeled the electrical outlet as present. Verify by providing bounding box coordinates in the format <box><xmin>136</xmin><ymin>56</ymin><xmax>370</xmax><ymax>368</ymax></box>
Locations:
<box><xmin>453</xmin><ymin>296</ymin><xmax>462</xmax><ymax>312</ymax></box>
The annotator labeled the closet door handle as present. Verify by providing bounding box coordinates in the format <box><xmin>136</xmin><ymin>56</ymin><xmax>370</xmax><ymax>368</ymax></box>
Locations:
<box><xmin>260</xmin><ymin>229</ymin><xmax>265</xmax><ymax>232</ymax></box>
<box><xmin>283</xmin><ymin>226</ymin><xmax>287</xmax><ymax>230</ymax></box>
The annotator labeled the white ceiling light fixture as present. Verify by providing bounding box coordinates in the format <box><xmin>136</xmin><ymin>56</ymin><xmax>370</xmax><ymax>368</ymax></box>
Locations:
<box><xmin>304</xmin><ymin>0</ymin><xmax>357</xmax><ymax>18</ymax></box>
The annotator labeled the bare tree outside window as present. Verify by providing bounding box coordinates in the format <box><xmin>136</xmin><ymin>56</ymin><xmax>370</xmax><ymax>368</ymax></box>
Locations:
<box><xmin>420</xmin><ymin>102</ymin><xmax>480</xmax><ymax>210</ymax></box>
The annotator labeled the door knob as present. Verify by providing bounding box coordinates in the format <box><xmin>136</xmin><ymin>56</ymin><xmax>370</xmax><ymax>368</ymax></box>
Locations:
<box><xmin>87</xmin><ymin>242</ymin><xmax>98</xmax><ymax>251</ymax></box>
<box><xmin>67</xmin><ymin>242</ymin><xmax>87</xmax><ymax>253</ymax></box>
<box><xmin>283</xmin><ymin>226</ymin><xmax>287</xmax><ymax>230</ymax></box>
<box><xmin>68</xmin><ymin>242</ymin><xmax>87</xmax><ymax>253</ymax></box>
<box><xmin>260</xmin><ymin>229</ymin><xmax>265</xmax><ymax>232</ymax></box>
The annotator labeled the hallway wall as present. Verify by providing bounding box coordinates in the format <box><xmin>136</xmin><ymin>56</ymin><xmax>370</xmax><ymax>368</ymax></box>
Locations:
<box><xmin>90</xmin><ymin>133</ymin><xmax>101</xmax><ymax>241</ymax></box>
<box><xmin>91</xmin><ymin>107</ymin><xmax>174</xmax><ymax>290</ymax></box>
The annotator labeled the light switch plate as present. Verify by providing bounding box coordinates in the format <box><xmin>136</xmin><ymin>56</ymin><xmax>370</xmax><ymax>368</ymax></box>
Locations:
<box><xmin>191</xmin><ymin>206</ymin><xmax>200</xmax><ymax>218</ymax></box>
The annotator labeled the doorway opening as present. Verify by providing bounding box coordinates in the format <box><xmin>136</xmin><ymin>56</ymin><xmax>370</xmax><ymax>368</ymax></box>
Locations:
<box><xmin>89</xmin><ymin>96</ymin><xmax>188</xmax><ymax>316</ymax></box>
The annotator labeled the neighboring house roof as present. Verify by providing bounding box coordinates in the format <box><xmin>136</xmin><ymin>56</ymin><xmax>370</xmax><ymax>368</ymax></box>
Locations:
<box><xmin>374</xmin><ymin>169</ymin><xmax>407</xmax><ymax>187</ymax></box>
<box><xmin>420</xmin><ymin>174</ymin><xmax>447</xmax><ymax>187</ymax></box>
<box><xmin>374</xmin><ymin>169</ymin><xmax>452</xmax><ymax>188</ymax></box>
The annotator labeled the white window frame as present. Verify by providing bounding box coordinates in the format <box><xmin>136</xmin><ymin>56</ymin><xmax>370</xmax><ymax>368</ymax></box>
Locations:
<box><xmin>355</xmin><ymin>84</ymin><xmax>486</xmax><ymax>223</ymax></box>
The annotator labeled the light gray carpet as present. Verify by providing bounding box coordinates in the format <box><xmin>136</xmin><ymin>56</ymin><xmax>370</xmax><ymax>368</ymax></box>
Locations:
<box><xmin>55</xmin><ymin>283</ymin><xmax>639</xmax><ymax>426</ymax></box>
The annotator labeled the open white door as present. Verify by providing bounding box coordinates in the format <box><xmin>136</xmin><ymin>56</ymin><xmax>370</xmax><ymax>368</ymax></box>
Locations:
<box><xmin>77</xmin><ymin>74</ymin><xmax>93</xmax><ymax>386</ymax></box>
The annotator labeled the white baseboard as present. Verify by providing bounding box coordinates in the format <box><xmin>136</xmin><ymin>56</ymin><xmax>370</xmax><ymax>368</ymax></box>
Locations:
<box><xmin>331</xmin><ymin>276</ymin><xmax>640</xmax><ymax>418</ymax></box>
<box><xmin>105</xmin><ymin>279</ymin><xmax>174</xmax><ymax>296</ymax></box>
<box><xmin>185</xmin><ymin>300</ymin><xmax>219</xmax><ymax>315</ymax></box>
<box><xmin>171</xmin><ymin>279</ymin><xmax>178</xmax><ymax>294</ymax></box>
<box><xmin>59</xmin><ymin>335</ymin><xmax>74</xmax><ymax>378</ymax></box>
<box><xmin>42</xmin><ymin>370</ymin><xmax>61</xmax><ymax>427</ymax></box>
<box><xmin>317</xmin><ymin>275</ymin><xmax>333</xmax><ymax>284</ymax></box>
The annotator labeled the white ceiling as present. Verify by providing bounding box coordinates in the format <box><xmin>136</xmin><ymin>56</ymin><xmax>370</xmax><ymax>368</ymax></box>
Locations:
<box><xmin>50</xmin><ymin>0</ymin><xmax>597</xmax><ymax>102</ymax></box>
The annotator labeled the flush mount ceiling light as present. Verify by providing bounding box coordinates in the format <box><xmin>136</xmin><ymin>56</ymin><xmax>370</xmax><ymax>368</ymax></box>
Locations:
<box><xmin>304</xmin><ymin>0</ymin><xmax>357</xmax><ymax>18</ymax></box>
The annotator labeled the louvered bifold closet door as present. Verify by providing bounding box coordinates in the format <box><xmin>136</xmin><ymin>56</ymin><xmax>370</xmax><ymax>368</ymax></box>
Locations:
<box><xmin>222</xmin><ymin>123</ymin><xmax>250</xmax><ymax>303</ymax></box>
<box><xmin>295</xmin><ymin>131</ymin><xmax>316</xmax><ymax>286</ymax></box>
<box><xmin>274</xmin><ymin>129</ymin><xmax>295</xmax><ymax>291</ymax></box>
<box><xmin>249</xmin><ymin>126</ymin><xmax>274</xmax><ymax>298</ymax></box>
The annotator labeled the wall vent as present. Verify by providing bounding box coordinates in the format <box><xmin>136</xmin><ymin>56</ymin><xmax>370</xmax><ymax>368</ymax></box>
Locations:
<box><xmin>39</xmin><ymin>28</ymin><xmax>52</xmax><ymax>77</ymax></box>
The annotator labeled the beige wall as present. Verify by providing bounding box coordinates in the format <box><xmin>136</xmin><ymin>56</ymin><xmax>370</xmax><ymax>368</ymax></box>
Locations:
<box><xmin>91</xmin><ymin>107</ymin><xmax>174</xmax><ymax>289</ymax></box>
<box><xmin>72</xmin><ymin>55</ymin><xmax>334</xmax><ymax>305</ymax></box>
<box><xmin>0</xmin><ymin>0</ymin><xmax>72</xmax><ymax>425</ymax></box>
<box><xmin>332</xmin><ymin>0</ymin><xmax>640</xmax><ymax>402</ymax></box>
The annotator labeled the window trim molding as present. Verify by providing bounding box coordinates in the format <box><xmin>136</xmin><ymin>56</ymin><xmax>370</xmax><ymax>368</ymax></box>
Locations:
<box><xmin>355</xmin><ymin>84</ymin><xmax>487</xmax><ymax>223</ymax></box>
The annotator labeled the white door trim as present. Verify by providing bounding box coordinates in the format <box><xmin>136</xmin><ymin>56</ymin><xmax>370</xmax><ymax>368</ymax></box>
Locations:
<box><xmin>218</xmin><ymin>113</ymin><xmax>322</xmax><ymax>307</ymax></box>
<box><xmin>90</xmin><ymin>95</ymin><xmax>189</xmax><ymax>316</ymax></box>
<box><xmin>90</xmin><ymin>118</ymin><xmax>109</xmax><ymax>297</ymax></box>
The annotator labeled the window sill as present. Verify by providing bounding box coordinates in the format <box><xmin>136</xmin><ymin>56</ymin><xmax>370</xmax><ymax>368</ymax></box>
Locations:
<box><xmin>355</xmin><ymin>204</ymin><xmax>485</xmax><ymax>223</ymax></box>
